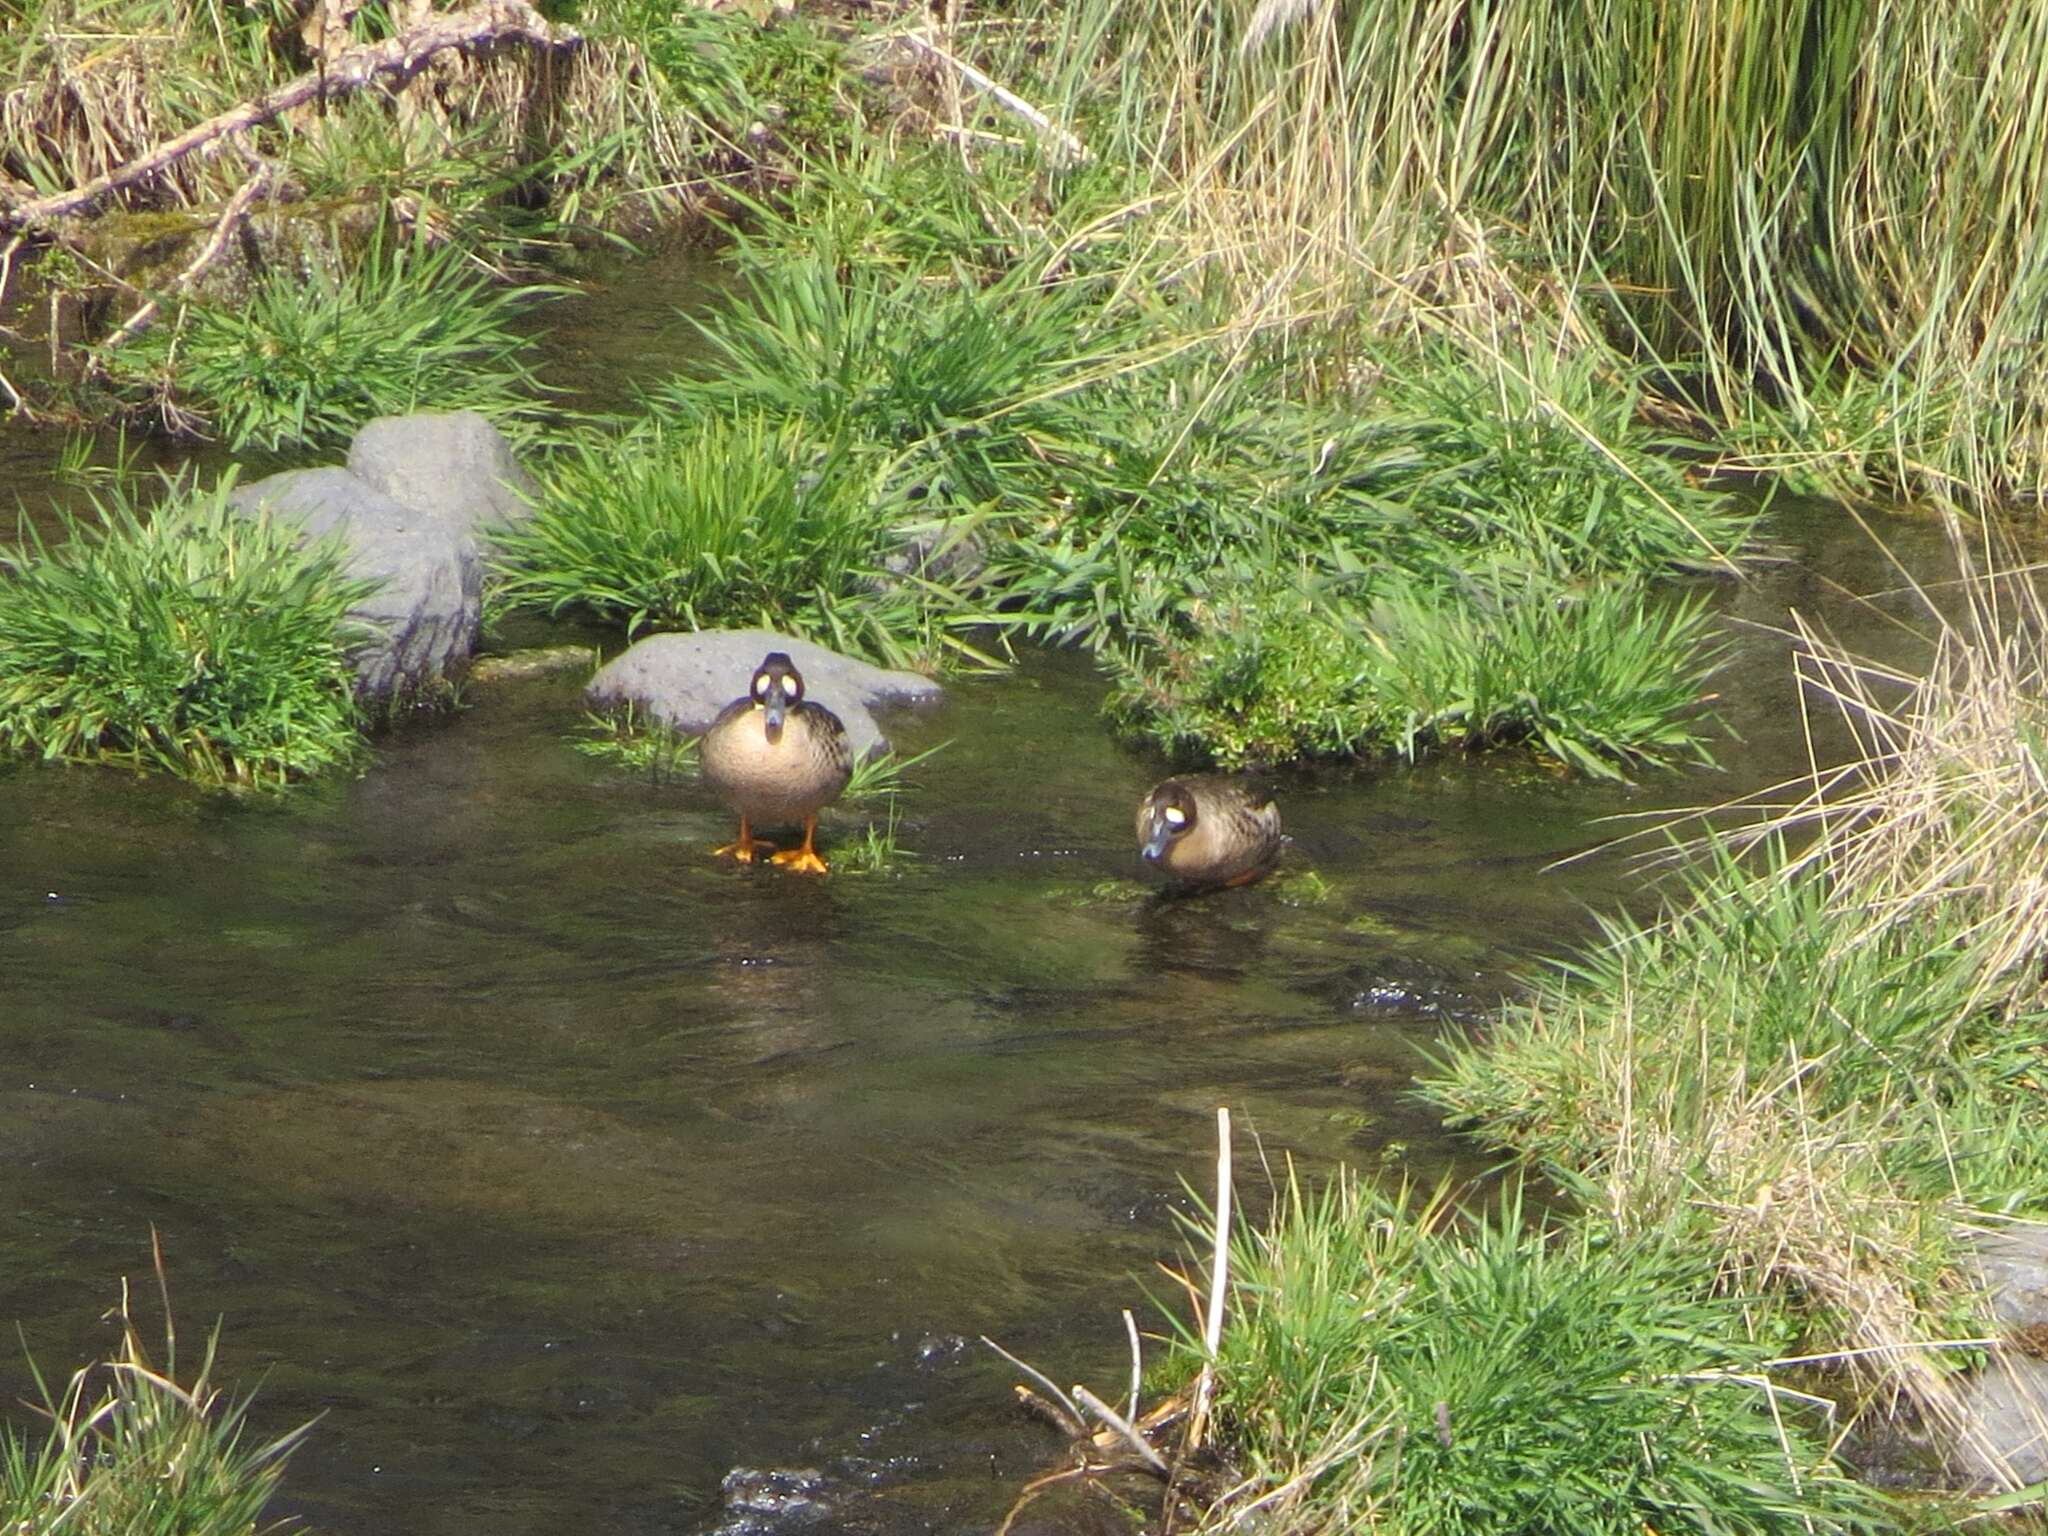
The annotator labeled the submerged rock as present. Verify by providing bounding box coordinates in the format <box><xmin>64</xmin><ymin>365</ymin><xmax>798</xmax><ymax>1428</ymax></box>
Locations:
<box><xmin>467</xmin><ymin>645</ymin><xmax>599</xmax><ymax>685</ymax></box>
<box><xmin>586</xmin><ymin>630</ymin><xmax>941</xmax><ymax>761</ymax></box>
<box><xmin>230</xmin><ymin>411</ymin><xmax>533</xmax><ymax>703</ymax></box>
<box><xmin>711</xmin><ymin>1467</ymin><xmax>835</xmax><ymax>1534</ymax></box>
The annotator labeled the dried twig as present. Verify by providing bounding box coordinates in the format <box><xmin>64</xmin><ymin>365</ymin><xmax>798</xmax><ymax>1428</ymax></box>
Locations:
<box><xmin>983</xmin><ymin>1334</ymin><xmax>1086</xmax><ymax>1437</ymax></box>
<box><xmin>1072</xmin><ymin>1384</ymin><xmax>1171</xmax><ymax>1477</ymax></box>
<box><xmin>1122</xmin><ymin>1307</ymin><xmax>1143</xmax><ymax>1424</ymax></box>
<box><xmin>1013</xmin><ymin>1385</ymin><xmax>1083</xmax><ymax>1436</ymax></box>
<box><xmin>0</xmin><ymin>0</ymin><xmax>581</xmax><ymax>235</ymax></box>
<box><xmin>1188</xmin><ymin>1105</ymin><xmax>1233</xmax><ymax>1448</ymax></box>
<box><xmin>898</xmin><ymin>31</ymin><xmax>1086</xmax><ymax>165</ymax></box>
<box><xmin>96</xmin><ymin>161</ymin><xmax>274</xmax><ymax>354</ymax></box>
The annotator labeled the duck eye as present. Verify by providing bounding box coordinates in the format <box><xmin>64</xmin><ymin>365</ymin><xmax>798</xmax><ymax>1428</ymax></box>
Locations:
<box><xmin>753</xmin><ymin>674</ymin><xmax>771</xmax><ymax>696</ymax></box>
<box><xmin>1163</xmin><ymin>806</ymin><xmax>1187</xmax><ymax>826</ymax></box>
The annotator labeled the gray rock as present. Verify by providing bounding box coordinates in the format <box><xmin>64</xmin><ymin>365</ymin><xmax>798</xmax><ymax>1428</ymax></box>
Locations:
<box><xmin>1973</xmin><ymin>1225</ymin><xmax>2048</xmax><ymax>1327</ymax></box>
<box><xmin>345</xmin><ymin>409</ymin><xmax>537</xmax><ymax>537</ymax></box>
<box><xmin>585</xmin><ymin>629</ymin><xmax>941</xmax><ymax>760</ymax></box>
<box><xmin>226</xmin><ymin>411</ymin><xmax>535</xmax><ymax>703</ymax></box>
<box><xmin>1952</xmin><ymin>1225</ymin><xmax>2048</xmax><ymax>1489</ymax></box>
<box><xmin>229</xmin><ymin>464</ymin><xmax>480</xmax><ymax>703</ymax></box>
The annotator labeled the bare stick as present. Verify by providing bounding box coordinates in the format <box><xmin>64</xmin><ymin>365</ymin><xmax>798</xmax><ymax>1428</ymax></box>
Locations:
<box><xmin>982</xmin><ymin>1335</ymin><xmax>1086</xmax><ymax>1437</ymax></box>
<box><xmin>97</xmin><ymin>163</ymin><xmax>273</xmax><ymax>354</ymax></box>
<box><xmin>898</xmin><ymin>31</ymin><xmax>1086</xmax><ymax>165</ymax></box>
<box><xmin>1012</xmin><ymin>1386</ymin><xmax>1084</xmax><ymax>1436</ymax></box>
<box><xmin>1188</xmin><ymin>1105</ymin><xmax>1233</xmax><ymax>1447</ymax></box>
<box><xmin>0</xmin><ymin>233</ymin><xmax>22</xmax><ymax>329</ymax></box>
<box><xmin>0</xmin><ymin>365</ymin><xmax>30</xmax><ymax>420</ymax></box>
<box><xmin>1072</xmin><ymin>1384</ymin><xmax>1171</xmax><ymax>1477</ymax></box>
<box><xmin>0</xmin><ymin>0</ymin><xmax>581</xmax><ymax>235</ymax></box>
<box><xmin>1122</xmin><ymin>1307</ymin><xmax>1143</xmax><ymax>1423</ymax></box>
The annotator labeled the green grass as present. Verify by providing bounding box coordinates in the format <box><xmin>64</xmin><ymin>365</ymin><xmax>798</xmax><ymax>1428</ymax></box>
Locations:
<box><xmin>842</xmin><ymin>740</ymin><xmax>950</xmax><ymax>804</ymax></box>
<box><xmin>962</xmin><ymin>0</ymin><xmax>2048</xmax><ymax>508</ymax></box>
<box><xmin>0</xmin><ymin>476</ymin><xmax>372</xmax><ymax>785</ymax></box>
<box><xmin>647</xmin><ymin>246</ymin><xmax>1121</xmax><ymax>509</ymax></box>
<box><xmin>1188</xmin><ymin>1172</ymin><xmax>1885</xmax><ymax>1536</ymax></box>
<box><xmin>1108</xmin><ymin>576</ymin><xmax>1726</xmax><ymax>775</ymax></box>
<box><xmin>570</xmin><ymin>703</ymin><xmax>698</xmax><ymax>782</ymax></box>
<box><xmin>1420</xmin><ymin>543</ymin><xmax>2048</xmax><ymax>1416</ymax></box>
<box><xmin>95</xmin><ymin>230</ymin><xmax>556</xmax><ymax>452</ymax></box>
<box><xmin>831</xmin><ymin>799</ymin><xmax>914</xmax><ymax>876</ymax></box>
<box><xmin>489</xmin><ymin>411</ymin><xmax>977</xmax><ymax>669</ymax></box>
<box><xmin>3</xmin><ymin>1264</ymin><xmax>313</xmax><ymax>1536</ymax></box>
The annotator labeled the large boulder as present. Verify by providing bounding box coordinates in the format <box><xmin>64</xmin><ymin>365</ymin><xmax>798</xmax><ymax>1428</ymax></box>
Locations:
<box><xmin>586</xmin><ymin>629</ymin><xmax>941</xmax><ymax>760</ymax></box>
<box><xmin>229</xmin><ymin>412</ymin><xmax>531</xmax><ymax>703</ymax></box>
<box><xmin>346</xmin><ymin>409</ymin><xmax>535</xmax><ymax>538</ymax></box>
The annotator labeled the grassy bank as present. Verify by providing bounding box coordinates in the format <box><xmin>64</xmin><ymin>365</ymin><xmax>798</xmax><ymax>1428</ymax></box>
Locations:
<box><xmin>1420</xmin><ymin>535</ymin><xmax>2048</xmax><ymax>1425</ymax></box>
<box><xmin>953</xmin><ymin>0</ymin><xmax>2048</xmax><ymax>510</ymax></box>
<box><xmin>1154</xmin><ymin>551</ymin><xmax>2048</xmax><ymax>1519</ymax></box>
<box><xmin>0</xmin><ymin>0</ymin><xmax>844</xmax><ymax>236</ymax></box>
<box><xmin>1</xmin><ymin>0</ymin><xmax>859</xmax><ymax>440</ymax></box>
<box><xmin>495</xmin><ymin>133</ymin><xmax>1744</xmax><ymax>771</ymax></box>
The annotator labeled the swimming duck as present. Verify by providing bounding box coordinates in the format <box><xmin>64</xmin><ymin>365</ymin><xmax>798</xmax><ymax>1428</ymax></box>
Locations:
<box><xmin>701</xmin><ymin>652</ymin><xmax>854</xmax><ymax>875</ymax></box>
<box><xmin>1136</xmin><ymin>777</ymin><xmax>1282</xmax><ymax>889</ymax></box>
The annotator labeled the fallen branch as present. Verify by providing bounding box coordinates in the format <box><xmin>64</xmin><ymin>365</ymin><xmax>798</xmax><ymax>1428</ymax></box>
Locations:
<box><xmin>983</xmin><ymin>1334</ymin><xmax>1086</xmax><ymax>1438</ymax></box>
<box><xmin>0</xmin><ymin>0</ymin><xmax>582</xmax><ymax>236</ymax></box>
<box><xmin>899</xmin><ymin>31</ymin><xmax>1086</xmax><ymax>166</ymax></box>
<box><xmin>1072</xmin><ymin>1384</ymin><xmax>1172</xmax><ymax>1477</ymax></box>
<box><xmin>96</xmin><ymin>161</ymin><xmax>275</xmax><ymax>354</ymax></box>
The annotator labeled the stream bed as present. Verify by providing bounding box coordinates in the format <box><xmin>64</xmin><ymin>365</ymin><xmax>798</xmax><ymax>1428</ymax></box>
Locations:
<box><xmin>0</xmin><ymin>251</ymin><xmax>1963</xmax><ymax>1534</ymax></box>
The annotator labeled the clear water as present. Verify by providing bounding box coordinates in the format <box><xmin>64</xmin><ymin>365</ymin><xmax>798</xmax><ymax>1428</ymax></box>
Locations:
<box><xmin>0</xmin><ymin>249</ymin><xmax>1963</xmax><ymax>1533</ymax></box>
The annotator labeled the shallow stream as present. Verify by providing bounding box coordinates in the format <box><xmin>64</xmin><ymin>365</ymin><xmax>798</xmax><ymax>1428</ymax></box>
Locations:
<box><xmin>0</xmin><ymin>250</ymin><xmax>1962</xmax><ymax>1534</ymax></box>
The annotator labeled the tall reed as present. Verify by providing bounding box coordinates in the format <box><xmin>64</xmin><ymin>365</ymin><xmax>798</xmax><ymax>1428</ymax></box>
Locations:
<box><xmin>964</xmin><ymin>0</ymin><xmax>2048</xmax><ymax>507</ymax></box>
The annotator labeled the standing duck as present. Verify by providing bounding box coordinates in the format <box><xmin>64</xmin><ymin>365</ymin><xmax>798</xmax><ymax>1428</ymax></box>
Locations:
<box><xmin>701</xmin><ymin>652</ymin><xmax>854</xmax><ymax>875</ymax></box>
<box><xmin>1136</xmin><ymin>777</ymin><xmax>1282</xmax><ymax>890</ymax></box>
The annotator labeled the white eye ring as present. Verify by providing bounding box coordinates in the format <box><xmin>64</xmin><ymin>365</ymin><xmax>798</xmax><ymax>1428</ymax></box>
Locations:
<box><xmin>754</xmin><ymin>675</ymin><xmax>771</xmax><ymax>695</ymax></box>
<box><xmin>1163</xmin><ymin>806</ymin><xmax>1187</xmax><ymax>826</ymax></box>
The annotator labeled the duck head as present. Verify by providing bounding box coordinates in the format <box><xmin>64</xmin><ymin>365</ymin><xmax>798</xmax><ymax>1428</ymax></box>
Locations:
<box><xmin>750</xmin><ymin>652</ymin><xmax>805</xmax><ymax>741</ymax></box>
<box><xmin>1138</xmin><ymin>779</ymin><xmax>1199</xmax><ymax>863</ymax></box>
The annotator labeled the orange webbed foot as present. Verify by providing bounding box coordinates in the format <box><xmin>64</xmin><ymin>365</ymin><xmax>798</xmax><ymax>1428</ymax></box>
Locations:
<box><xmin>767</xmin><ymin>816</ymin><xmax>830</xmax><ymax>875</ymax></box>
<box><xmin>713</xmin><ymin>818</ymin><xmax>777</xmax><ymax>864</ymax></box>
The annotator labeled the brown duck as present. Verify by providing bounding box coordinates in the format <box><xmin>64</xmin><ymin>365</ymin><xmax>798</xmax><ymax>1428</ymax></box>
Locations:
<box><xmin>1136</xmin><ymin>777</ymin><xmax>1282</xmax><ymax>889</ymax></box>
<box><xmin>700</xmin><ymin>652</ymin><xmax>854</xmax><ymax>875</ymax></box>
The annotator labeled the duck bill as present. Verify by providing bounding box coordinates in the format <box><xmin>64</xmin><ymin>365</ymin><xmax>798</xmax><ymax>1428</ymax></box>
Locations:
<box><xmin>1141</xmin><ymin>817</ymin><xmax>1173</xmax><ymax>862</ymax></box>
<box><xmin>763</xmin><ymin>682</ymin><xmax>789</xmax><ymax>738</ymax></box>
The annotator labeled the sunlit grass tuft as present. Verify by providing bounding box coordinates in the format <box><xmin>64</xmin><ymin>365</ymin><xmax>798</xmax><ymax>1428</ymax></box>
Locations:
<box><xmin>571</xmin><ymin>703</ymin><xmax>699</xmax><ymax>782</ymax></box>
<box><xmin>842</xmin><ymin>739</ymin><xmax>949</xmax><ymax>803</ymax></box>
<box><xmin>1108</xmin><ymin>575</ymin><xmax>1725</xmax><ymax>776</ymax></box>
<box><xmin>95</xmin><ymin>230</ymin><xmax>556</xmax><ymax>452</ymax></box>
<box><xmin>0</xmin><ymin>476</ymin><xmax>371</xmax><ymax>786</ymax></box>
<box><xmin>831</xmin><ymin>798</ymin><xmax>914</xmax><ymax>876</ymax></box>
<box><xmin>490</xmin><ymin>412</ymin><xmax>972</xmax><ymax>669</ymax></box>
<box><xmin>1188</xmin><ymin>1171</ymin><xmax>1886</xmax><ymax>1536</ymax></box>
<box><xmin>2</xmin><ymin>1252</ymin><xmax>314</xmax><ymax>1535</ymax></box>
